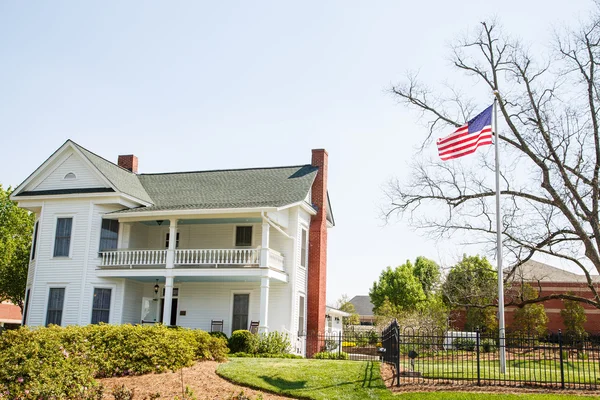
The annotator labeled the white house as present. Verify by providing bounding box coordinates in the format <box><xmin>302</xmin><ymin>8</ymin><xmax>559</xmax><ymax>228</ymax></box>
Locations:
<box><xmin>325</xmin><ymin>306</ymin><xmax>350</xmax><ymax>335</ymax></box>
<box><xmin>12</xmin><ymin>140</ymin><xmax>334</xmax><ymax>349</ymax></box>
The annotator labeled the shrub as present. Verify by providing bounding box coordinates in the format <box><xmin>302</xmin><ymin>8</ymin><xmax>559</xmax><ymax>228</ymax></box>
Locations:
<box><xmin>0</xmin><ymin>324</ymin><xmax>228</xmax><ymax>399</ymax></box>
<box><xmin>453</xmin><ymin>337</ymin><xmax>476</xmax><ymax>351</ymax></box>
<box><xmin>341</xmin><ymin>341</ymin><xmax>356</xmax><ymax>347</ymax></box>
<box><xmin>209</xmin><ymin>331</ymin><xmax>228</xmax><ymax>341</ymax></box>
<box><xmin>230</xmin><ymin>352</ymin><xmax>302</xmax><ymax>359</ymax></box>
<box><xmin>257</xmin><ymin>332</ymin><xmax>290</xmax><ymax>354</ymax></box>
<box><xmin>229</xmin><ymin>330</ymin><xmax>258</xmax><ymax>354</ymax></box>
<box><xmin>561</xmin><ymin>297</ymin><xmax>587</xmax><ymax>338</ymax></box>
<box><xmin>313</xmin><ymin>351</ymin><xmax>349</xmax><ymax>360</ymax></box>
<box><xmin>324</xmin><ymin>339</ymin><xmax>338</xmax><ymax>351</ymax></box>
<box><xmin>481</xmin><ymin>338</ymin><xmax>497</xmax><ymax>353</ymax></box>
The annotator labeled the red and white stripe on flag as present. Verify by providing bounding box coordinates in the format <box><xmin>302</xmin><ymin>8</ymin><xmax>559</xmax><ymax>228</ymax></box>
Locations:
<box><xmin>437</xmin><ymin>124</ymin><xmax>493</xmax><ymax>160</ymax></box>
<box><xmin>436</xmin><ymin>104</ymin><xmax>494</xmax><ymax>160</ymax></box>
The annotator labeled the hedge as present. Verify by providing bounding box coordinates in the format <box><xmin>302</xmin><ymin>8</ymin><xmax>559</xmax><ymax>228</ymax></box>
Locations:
<box><xmin>0</xmin><ymin>324</ymin><xmax>228</xmax><ymax>399</ymax></box>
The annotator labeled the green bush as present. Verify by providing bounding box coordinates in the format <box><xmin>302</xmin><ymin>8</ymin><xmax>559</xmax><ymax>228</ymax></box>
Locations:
<box><xmin>229</xmin><ymin>330</ymin><xmax>258</xmax><ymax>354</ymax></box>
<box><xmin>0</xmin><ymin>324</ymin><xmax>227</xmax><ymax>399</ymax></box>
<box><xmin>257</xmin><ymin>331</ymin><xmax>291</xmax><ymax>354</ymax></box>
<box><xmin>313</xmin><ymin>351</ymin><xmax>349</xmax><ymax>360</ymax></box>
<box><xmin>453</xmin><ymin>337</ymin><xmax>476</xmax><ymax>351</ymax></box>
<box><xmin>209</xmin><ymin>331</ymin><xmax>228</xmax><ymax>341</ymax></box>
<box><xmin>481</xmin><ymin>338</ymin><xmax>497</xmax><ymax>353</ymax></box>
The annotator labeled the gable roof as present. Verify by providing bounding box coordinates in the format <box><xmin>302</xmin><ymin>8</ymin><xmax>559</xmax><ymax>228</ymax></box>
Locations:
<box><xmin>13</xmin><ymin>139</ymin><xmax>324</xmax><ymax>215</ymax></box>
<box><xmin>71</xmin><ymin>142</ymin><xmax>153</xmax><ymax>204</ymax></box>
<box><xmin>110</xmin><ymin>165</ymin><xmax>318</xmax><ymax>214</ymax></box>
<box><xmin>349</xmin><ymin>295</ymin><xmax>375</xmax><ymax>317</ymax></box>
<box><xmin>508</xmin><ymin>260</ymin><xmax>600</xmax><ymax>284</ymax></box>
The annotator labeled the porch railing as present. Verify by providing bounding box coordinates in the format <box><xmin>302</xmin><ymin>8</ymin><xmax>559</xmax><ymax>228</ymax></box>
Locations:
<box><xmin>175</xmin><ymin>248</ymin><xmax>259</xmax><ymax>266</ymax></box>
<box><xmin>101</xmin><ymin>249</ymin><xmax>167</xmax><ymax>267</ymax></box>
<box><xmin>268</xmin><ymin>250</ymin><xmax>285</xmax><ymax>271</ymax></box>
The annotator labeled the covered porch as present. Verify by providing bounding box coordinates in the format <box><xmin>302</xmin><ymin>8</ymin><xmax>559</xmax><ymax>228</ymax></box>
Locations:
<box><xmin>110</xmin><ymin>270</ymin><xmax>288</xmax><ymax>335</ymax></box>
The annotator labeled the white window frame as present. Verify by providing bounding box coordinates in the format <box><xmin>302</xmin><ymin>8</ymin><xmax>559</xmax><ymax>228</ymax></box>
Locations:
<box><xmin>44</xmin><ymin>284</ymin><xmax>68</xmax><ymax>326</ymax></box>
<box><xmin>30</xmin><ymin>220</ymin><xmax>39</xmax><ymax>261</ymax></box>
<box><xmin>233</xmin><ymin>225</ymin><xmax>254</xmax><ymax>247</ymax></box>
<box><xmin>52</xmin><ymin>215</ymin><xmax>75</xmax><ymax>259</ymax></box>
<box><xmin>299</xmin><ymin>225</ymin><xmax>308</xmax><ymax>269</ymax></box>
<box><xmin>90</xmin><ymin>284</ymin><xmax>116</xmax><ymax>324</ymax></box>
<box><xmin>298</xmin><ymin>294</ymin><xmax>306</xmax><ymax>335</ymax></box>
<box><xmin>165</xmin><ymin>231</ymin><xmax>180</xmax><ymax>249</ymax></box>
<box><xmin>229</xmin><ymin>290</ymin><xmax>252</xmax><ymax>335</ymax></box>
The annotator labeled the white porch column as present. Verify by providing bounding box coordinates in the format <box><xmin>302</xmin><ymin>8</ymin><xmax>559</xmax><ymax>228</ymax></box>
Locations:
<box><xmin>260</xmin><ymin>222</ymin><xmax>270</xmax><ymax>268</ymax></box>
<box><xmin>162</xmin><ymin>273</ymin><xmax>174</xmax><ymax>326</ymax></box>
<box><xmin>163</xmin><ymin>219</ymin><xmax>177</xmax><ymax>325</ymax></box>
<box><xmin>259</xmin><ymin>275</ymin><xmax>270</xmax><ymax>333</ymax></box>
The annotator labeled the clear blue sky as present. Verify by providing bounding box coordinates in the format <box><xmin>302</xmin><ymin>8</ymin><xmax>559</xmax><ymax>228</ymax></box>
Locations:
<box><xmin>0</xmin><ymin>1</ymin><xmax>592</xmax><ymax>304</ymax></box>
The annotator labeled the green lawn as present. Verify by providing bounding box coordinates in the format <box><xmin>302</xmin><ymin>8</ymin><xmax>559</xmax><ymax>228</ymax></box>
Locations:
<box><xmin>216</xmin><ymin>358</ymin><xmax>599</xmax><ymax>400</ymax></box>
<box><xmin>404</xmin><ymin>358</ymin><xmax>600</xmax><ymax>384</ymax></box>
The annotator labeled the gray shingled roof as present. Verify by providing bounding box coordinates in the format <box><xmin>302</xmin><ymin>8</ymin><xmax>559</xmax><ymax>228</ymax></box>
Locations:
<box><xmin>110</xmin><ymin>165</ymin><xmax>318</xmax><ymax>214</ymax></box>
<box><xmin>508</xmin><ymin>260</ymin><xmax>600</xmax><ymax>284</ymax></box>
<box><xmin>349</xmin><ymin>295</ymin><xmax>375</xmax><ymax>317</ymax></box>
<box><xmin>72</xmin><ymin>142</ymin><xmax>154</xmax><ymax>204</ymax></box>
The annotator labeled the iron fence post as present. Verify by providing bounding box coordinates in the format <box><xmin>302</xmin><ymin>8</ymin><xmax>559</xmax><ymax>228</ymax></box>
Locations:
<box><xmin>396</xmin><ymin>324</ymin><xmax>400</xmax><ymax>387</ymax></box>
<box><xmin>476</xmin><ymin>329</ymin><xmax>481</xmax><ymax>386</ymax></box>
<box><xmin>558</xmin><ymin>330</ymin><xmax>565</xmax><ymax>389</ymax></box>
<box><xmin>338</xmin><ymin>332</ymin><xmax>342</xmax><ymax>358</ymax></box>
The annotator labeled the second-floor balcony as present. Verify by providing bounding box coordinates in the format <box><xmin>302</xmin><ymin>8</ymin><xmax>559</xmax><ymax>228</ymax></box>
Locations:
<box><xmin>100</xmin><ymin>247</ymin><xmax>285</xmax><ymax>272</ymax></box>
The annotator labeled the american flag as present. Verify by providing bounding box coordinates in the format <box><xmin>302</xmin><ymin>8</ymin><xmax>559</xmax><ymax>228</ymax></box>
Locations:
<box><xmin>437</xmin><ymin>105</ymin><xmax>493</xmax><ymax>161</ymax></box>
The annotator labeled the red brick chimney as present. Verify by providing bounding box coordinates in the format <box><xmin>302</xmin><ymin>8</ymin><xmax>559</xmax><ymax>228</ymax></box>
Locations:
<box><xmin>307</xmin><ymin>149</ymin><xmax>328</xmax><ymax>336</ymax></box>
<box><xmin>118</xmin><ymin>155</ymin><xmax>138</xmax><ymax>174</ymax></box>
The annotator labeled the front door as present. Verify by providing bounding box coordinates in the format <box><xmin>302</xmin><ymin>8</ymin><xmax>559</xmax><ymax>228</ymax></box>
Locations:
<box><xmin>159</xmin><ymin>298</ymin><xmax>178</xmax><ymax>326</ymax></box>
<box><xmin>232</xmin><ymin>294</ymin><xmax>249</xmax><ymax>332</ymax></box>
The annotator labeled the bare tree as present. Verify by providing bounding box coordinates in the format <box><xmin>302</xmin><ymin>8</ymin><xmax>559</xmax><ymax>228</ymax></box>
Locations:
<box><xmin>384</xmin><ymin>14</ymin><xmax>600</xmax><ymax>309</ymax></box>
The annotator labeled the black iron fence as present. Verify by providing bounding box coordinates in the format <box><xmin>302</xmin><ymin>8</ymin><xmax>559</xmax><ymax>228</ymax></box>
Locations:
<box><xmin>380</xmin><ymin>320</ymin><xmax>600</xmax><ymax>390</ymax></box>
<box><xmin>302</xmin><ymin>330</ymin><xmax>383</xmax><ymax>361</ymax></box>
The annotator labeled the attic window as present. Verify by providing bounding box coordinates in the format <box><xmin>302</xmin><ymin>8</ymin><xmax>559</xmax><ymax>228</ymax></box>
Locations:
<box><xmin>64</xmin><ymin>173</ymin><xmax>77</xmax><ymax>180</ymax></box>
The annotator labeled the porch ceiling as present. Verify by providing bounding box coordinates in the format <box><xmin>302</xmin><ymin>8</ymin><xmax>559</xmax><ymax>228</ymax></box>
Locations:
<box><xmin>127</xmin><ymin>276</ymin><xmax>265</xmax><ymax>283</ymax></box>
<box><xmin>139</xmin><ymin>217</ymin><xmax>262</xmax><ymax>226</ymax></box>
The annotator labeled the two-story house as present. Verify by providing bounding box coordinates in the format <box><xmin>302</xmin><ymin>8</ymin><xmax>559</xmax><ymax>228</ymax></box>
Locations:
<box><xmin>11</xmin><ymin>140</ymin><xmax>333</xmax><ymax>352</ymax></box>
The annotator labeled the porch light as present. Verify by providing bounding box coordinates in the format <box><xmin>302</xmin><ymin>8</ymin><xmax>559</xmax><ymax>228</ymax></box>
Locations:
<box><xmin>156</xmin><ymin>220</ymin><xmax>164</xmax><ymax>226</ymax></box>
<box><xmin>154</xmin><ymin>280</ymin><xmax>160</xmax><ymax>295</ymax></box>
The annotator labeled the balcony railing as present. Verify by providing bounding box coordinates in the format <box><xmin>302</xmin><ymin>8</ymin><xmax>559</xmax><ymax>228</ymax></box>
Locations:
<box><xmin>175</xmin><ymin>248</ymin><xmax>259</xmax><ymax>266</ymax></box>
<box><xmin>100</xmin><ymin>248</ymin><xmax>284</xmax><ymax>271</ymax></box>
<box><xmin>101</xmin><ymin>249</ymin><xmax>167</xmax><ymax>267</ymax></box>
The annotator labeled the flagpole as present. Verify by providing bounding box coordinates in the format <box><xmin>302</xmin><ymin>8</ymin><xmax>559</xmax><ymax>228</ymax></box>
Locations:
<box><xmin>493</xmin><ymin>94</ymin><xmax>507</xmax><ymax>374</ymax></box>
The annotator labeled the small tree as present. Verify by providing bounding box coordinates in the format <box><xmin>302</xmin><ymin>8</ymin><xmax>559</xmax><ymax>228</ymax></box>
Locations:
<box><xmin>561</xmin><ymin>295</ymin><xmax>587</xmax><ymax>338</ymax></box>
<box><xmin>510</xmin><ymin>283</ymin><xmax>549</xmax><ymax>337</ymax></box>
<box><xmin>369</xmin><ymin>261</ymin><xmax>426</xmax><ymax>313</ymax></box>
<box><xmin>336</xmin><ymin>294</ymin><xmax>360</xmax><ymax>328</ymax></box>
<box><xmin>442</xmin><ymin>255</ymin><xmax>498</xmax><ymax>332</ymax></box>
<box><xmin>0</xmin><ymin>185</ymin><xmax>34</xmax><ymax>311</ymax></box>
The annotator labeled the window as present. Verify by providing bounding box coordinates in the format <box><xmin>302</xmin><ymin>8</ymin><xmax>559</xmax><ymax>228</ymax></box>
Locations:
<box><xmin>63</xmin><ymin>172</ymin><xmax>76</xmax><ymax>180</ymax></box>
<box><xmin>46</xmin><ymin>288</ymin><xmax>65</xmax><ymax>326</ymax></box>
<box><xmin>22</xmin><ymin>289</ymin><xmax>31</xmax><ymax>325</ymax></box>
<box><xmin>165</xmin><ymin>232</ymin><xmax>180</xmax><ymax>249</ymax></box>
<box><xmin>53</xmin><ymin>218</ymin><xmax>73</xmax><ymax>257</ymax></box>
<box><xmin>235</xmin><ymin>226</ymin><xmax>252</xmax><ymax>247</ymax></box>
<box><xmin>99</xmin><ymin>219</ymin><xmax>119</xmax><ymax>252</ymax></box>
<box><xmin>298</xmin><ymin>295</ymin><xmax>305</xmax><ymax>335</ymax></box>
<box><xmin>31</xmin><ymin>221</ymin><xmax>39</xmax><ymax>260</ymax></box>
<box><xmin>300</xmin><ymin>229</ymin><xmax>308</xmax><ymax>268</ymax></box>
<box><xmin>91</xmin><ymin>288</ymin><xmax>112</xmax><ymax>324</ymax></box>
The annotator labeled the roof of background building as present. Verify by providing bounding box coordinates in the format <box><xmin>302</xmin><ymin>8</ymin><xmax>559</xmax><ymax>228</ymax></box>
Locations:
<box><xmin>349</xmin><ymin>295</ymin><xmax>375</xmax><ymax>316</ymax></box>
<box><xmin>508</xmin><ymin>260</ymin><xmax>600</xmax><ymax>284</ymax></box>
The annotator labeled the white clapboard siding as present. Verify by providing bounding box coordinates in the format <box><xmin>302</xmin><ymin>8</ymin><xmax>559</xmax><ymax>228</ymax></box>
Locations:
<box><xmin>122</xmin><ymin>280</ymin><xmax>144</xmax><ymax>324</ymax></box>
<box><xmin>33</xmin><ymin>151</ymin><xmax>108</xmax><ymax>191</ymax></box>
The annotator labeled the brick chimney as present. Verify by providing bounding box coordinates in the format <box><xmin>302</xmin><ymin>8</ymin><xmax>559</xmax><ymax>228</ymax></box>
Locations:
<box><xmin>118</xmin><ymin>155</ymin><xmax>138</xmax><ymax>174</ymax></box>
<box><xmin>307</xmin><ymin>149</ymin><xmax>328</xmax><ymax>336</ymax></box>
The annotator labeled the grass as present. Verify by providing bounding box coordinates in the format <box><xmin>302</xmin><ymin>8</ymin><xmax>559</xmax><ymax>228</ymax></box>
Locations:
<box><xmin>404</xmin><ymin>357</ymin><xmax>600</xmax><ymax>384</ymax></box>
<box><xmin>216</xmin><ymin>358</ymin><xmax>600</xmax><ymax>400</ymax></box>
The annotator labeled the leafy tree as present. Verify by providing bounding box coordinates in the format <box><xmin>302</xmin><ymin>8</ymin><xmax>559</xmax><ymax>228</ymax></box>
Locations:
<box><xmin>442</xmin><ymin>255</ymin><xmax>498</xmax><ymax>331</ymax></box>
<box><xmin>0</xmin><ymin>185</ymin><xmax>34</xmax><ymax>311</ymax></box>
<box><xmin>561</xmin><ymin>295</ymin><xmax>587</xmax><ymax>337</ymax></box>
<box><xmin>510</xmin><ymin>283</ymin><xmax>549</xmax><ymax>337</ymax></box>
<box><xmin>369</xmin><ymin>260</ymin><xmax>426</xmax><ymax>313</ymax></box>
<box><xmin>335</xmin><ymin>294</ymin><xmax>360</xmax><ymax>327</ymax></box>
<box><xmin>382</xmin><ymin>9</ymin><xmax>600</xmax><ymax>310</ymax></box>
<box><xmin>413</xmin><ymin>256</ymin><xmax>441</xmax><ymax>297</ymax></box>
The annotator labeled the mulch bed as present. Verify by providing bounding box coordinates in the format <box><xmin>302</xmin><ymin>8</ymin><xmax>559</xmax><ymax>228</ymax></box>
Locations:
<box><xmin>99</xmin><ymin>361</ymin><xmax>290</xmax><ymax>400</ymax></box>
<box><xmin>380</xmin><ymin>363</ymin><xmax>600</xmax><ymax>396</ymax></box>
